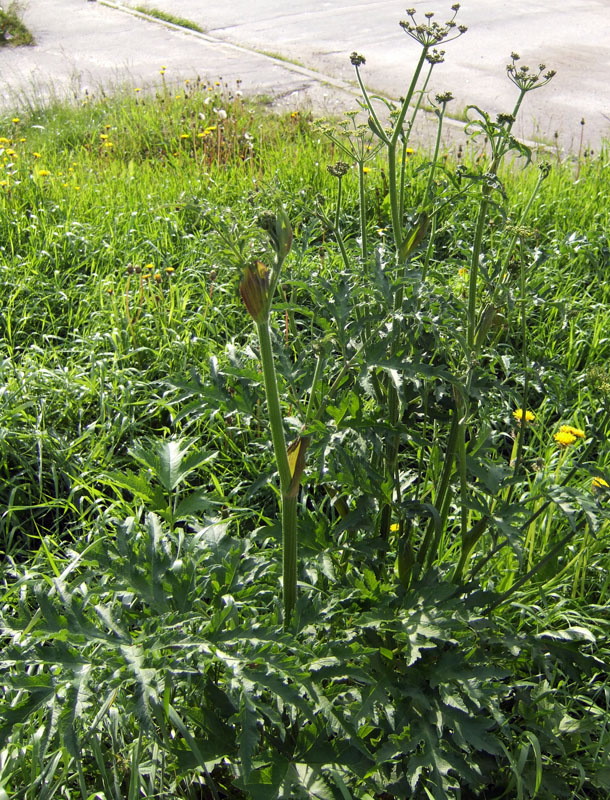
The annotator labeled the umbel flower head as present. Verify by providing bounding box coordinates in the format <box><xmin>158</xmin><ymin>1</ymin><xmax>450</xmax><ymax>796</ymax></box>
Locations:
<box><xmin>506</xmin><ymin>53</ymin><xmax>556</xmax><ymax>92</ymax></box>
<box><xmin>399</xmin><ymin>5</ymin><xmax>467</xmax><ymax>48</ymax></box>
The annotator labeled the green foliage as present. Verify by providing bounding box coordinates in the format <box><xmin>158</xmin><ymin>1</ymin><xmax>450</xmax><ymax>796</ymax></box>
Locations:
<box><xmin>1</xmin><ymin>10</ymin><xmax>610</xmax><ymax>798</ymax></box>
<box><xmin>0</xmin><ymin>2</ymin><xmax>33</xmax><ymax>47</ymax></box>
<box><xmin>133</xmin><ymin>4</ymin><xmax>206</xmax><ymax>33</ymax></box>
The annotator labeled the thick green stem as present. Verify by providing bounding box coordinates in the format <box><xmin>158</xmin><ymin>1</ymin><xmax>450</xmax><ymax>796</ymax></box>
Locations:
<box><xmin>467</xmin><ymin>193</ymin><xmax>489</xmax><ymax>351</ymax></box>
<box><xmin>387</xmin><ymin>48</ymin><xmax>429</xmax><ymax>251</ymax></box>
<box><xmin>423</xmin><ymin>105</ymin><xmax>446</xmax><ymax>204</ymax></box>
<box><xmin>256</xmin><ymin>319</ymin><xmax>297</xmax><ymax>625</ymax></box>
<box><xmin>335</xmin><ymin>176</ymin><xmax>343</xmax><ymax>233</ymax></box>
<box><xmin>358</xmin><ymin>161</ymin><xmax>368</xmax><ymax>261</ymax></box>
<box><xmin>282</xmin><ymin>493</ymin><xmax>298</xmax><ymax>621</ymax></box>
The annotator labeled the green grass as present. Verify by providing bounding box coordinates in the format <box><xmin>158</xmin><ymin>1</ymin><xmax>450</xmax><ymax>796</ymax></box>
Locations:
<box><xmin>0</xmin><ymin>66</ymin><xmax>609</xmax><ymax>798</ymax></box>
<box><xmin>0</xmin><ymin>1</ymin><xmax>34</xmax><ymax>46</ymax></box>
<box><xmin>132</xmin><ymin>4</ymin><xmax>205</xmax><ymax>33</ymax></box>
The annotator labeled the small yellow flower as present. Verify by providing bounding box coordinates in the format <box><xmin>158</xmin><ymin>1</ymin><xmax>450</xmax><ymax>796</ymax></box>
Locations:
<box><xmin>180</xmin><ymin>133</ymin><xmax>190</xmax><ymax>139</ymax></box>
<box><xmin>406</xmin><ymin>148</ymin><xmax>415</xmax><ymax>155</ymax></box>
<box><xmin>513</xmin><ymin>408</ymin><xmax>535</xmax><ymax>423</ymax></box>
<box><xmin>11</xmin><ymin>118</ymin><xmax>20</xmax><ymax>124</ymax></box>
<box><xmin>458</xmin><ymin>267</ymin><xmax>468</xmax><ymax>277</ymax></box>
<box><xmin>33</xmin><ymin>152</ymin><xmax>41</xmax><ymax>158</ymax></box>
<box><xmin>135</xmin><ymin>87</ymin><xmax>142</xmax><ymax>93</ymax></box>
<box><xmin>103</xmin><ymin>141</ymin><xmax>114</xmax><ymax>148</ymax></box>
<box><xmin>165</xmin><ymin>266</ymin><xmax>175</xmax><ymax>274</ymax></box>
<box><xmin>19</xmin><ymin>137</ymin><xmax>25</xmax><ymax>142</ymax></box>
<box><xmin>0</xmin><ymin>137</ymin><xmax>10</xmax><ymax>144</ymax></box>
<box><xmin>143</xmin><ymin>263</ymin><xmax>155</xmax><ymax>271</ymax></box>
<box><xmin>100</xmin><ymin>133</ymin><xmax>109</xmax><ymax>140</ymax></box>
<box><xmin>390</xmin><ymin>523</ymin><xmax>400</xmax><ymax>532</ymax></box>
<box><xmin>154</xmin><ymin>271</ymin><xmax>162</xmax><ymax>282</ymax></box>
<box><xmin>73</xmin><ymin>185</ymin><xmax>80</xmax><ymax>190</ymax></box>
<box><xmin>362</xmin><ymin>166</ymin><xmax>371</xmax><ymax>174</ymax></box>
<box><xmin>37</xmin><ymin>169</ymin><xmax>51</xmax><ymax>176</ymax></box>
<box><xmin>559</xmin><ymin>424</ymin><xmax>585</xmax><ymax>439</ymax></box>
<box><xmin>554</xmin><ymin>431</ymin><xmax>576</xmax><ymax>447</ymax></box>
<box><xmin>592</xmin><ymin>477</ymin><xmax>609</xmax><ymax>490</ymax></box>
<box><xmin>141</xmin><ymin>272</ymin><xmax>152</xmax><ymax>280</ymax></box>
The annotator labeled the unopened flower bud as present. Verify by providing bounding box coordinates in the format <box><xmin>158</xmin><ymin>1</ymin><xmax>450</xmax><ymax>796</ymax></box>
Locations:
<box><xmin>240</xmin><ymin>260</ymin><xmax>270</xmax><ymax>321</ymax></box>
<box><xmin>350</xmin><ymin>52</ymin><xmax>366</xmax><ymax>67</ymax></box>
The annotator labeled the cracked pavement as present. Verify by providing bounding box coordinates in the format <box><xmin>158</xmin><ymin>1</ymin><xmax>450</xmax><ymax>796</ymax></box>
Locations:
<box><xmin>1</xmin><ymin>0</ymin><xmax>609</xmax><ymax>153</ymax></box>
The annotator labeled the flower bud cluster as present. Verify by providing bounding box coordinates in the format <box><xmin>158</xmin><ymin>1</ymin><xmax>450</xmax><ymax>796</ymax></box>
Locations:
<box><xmin>399</xmin><ymin>5</ymin><xmax>466</xmax><ymax>48</ymax></box>
<box><xmin>327</xmin><ymin>161</ymin><xmax>351</xmax><ymax>178</ymax></box>
<box><xmin>506</xmin><ymin>53</ymin><xmax>556</xmax><ymax>92</ymax></box>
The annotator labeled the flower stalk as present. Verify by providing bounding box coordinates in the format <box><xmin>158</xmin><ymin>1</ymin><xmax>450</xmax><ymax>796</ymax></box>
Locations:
<box><xmin>240</xmin><ymin>209</ymin><xmax>302</xmax><ymax>626</ymax></box>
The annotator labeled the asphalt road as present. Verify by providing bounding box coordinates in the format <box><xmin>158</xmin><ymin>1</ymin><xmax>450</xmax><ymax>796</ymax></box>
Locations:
<box><xmin>1</xmin><ymin>0</ymin><xmax>609</xmax><ymax>153</ymax></box>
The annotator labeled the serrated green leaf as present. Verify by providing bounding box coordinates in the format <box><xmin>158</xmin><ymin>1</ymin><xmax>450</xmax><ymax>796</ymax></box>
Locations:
<box><xmin>237</xmin><ymin>692</ymin><xmax>260</xmax><ymax>781</ymax></box>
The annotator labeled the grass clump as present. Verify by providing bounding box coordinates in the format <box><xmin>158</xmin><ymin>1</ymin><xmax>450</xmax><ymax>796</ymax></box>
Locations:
<box><xmin>0</xmin><ymin>1</ymin><xmax>34</xmax><ymax>46</ymax></box>
<box><xmin>132</xmin><ymin>4</ymin><xmax>205</xmax><ymax>33</ymax></box>
<box><xmin>1</xmin><ymin>8</ymin><xmax>610</xmax><ymax>799</ymax></box>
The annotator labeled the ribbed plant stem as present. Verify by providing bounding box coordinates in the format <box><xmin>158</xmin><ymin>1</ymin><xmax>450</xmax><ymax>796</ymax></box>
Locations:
<box><xmin>256</xmin><ymin>319</ymin><xmax>297</xmax><ymax>625</ymax></box>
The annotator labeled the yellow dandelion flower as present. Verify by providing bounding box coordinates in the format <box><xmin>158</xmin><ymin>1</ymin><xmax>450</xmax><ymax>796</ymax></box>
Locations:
<box><xmin>135</xmin><ymin>87</ymin><xmax>141</xmax><ymax>93</ymax></box>
<box><xmin>33</xmin><ymin>152</ymin><xmax>42</xmax><ymax>158</ymax></box>
<box><xmin>458</xmin><ymin>267</ymin><xmax>468</xmax><ymax>277</ymax></box>
<box><xmin>559</xmin><ymin>424</ymin><xmax>585</xmax><ymax>439</ymax></box>
<box><xmin>513</xmin><ymin>408</ymin><xmax>535</xmax><ymax>423</ymax></box>
<box><xmin>73</xmin><ymin>185</ymin><xmax>80</xmax><ymax>191</ymax></box>
<box><xmin>406</xmin><ymin>148</ymin><xmax>415</xmax><ymax>155</ymax></box>
<box><xmin>0</xmin><ymin>180</ymin><xmax>8</xmax><ymax>188</ymax></box>
<box><xmin>37</xmin><ymin>169</ymin><xmax>51</xmax><ymax>176</ymax></box>
<box><xmin>19</xmin><ymin>137</ymin><xmax>25</xmax><ymax>142</ymax></box>
<box><xmin>154</xmin><ymin>271</ymin><xmax>162</xmax><ymax>282</ymax></box>
<box><xmin>103</xmin><ymin>141</ymin><xmax>114</xmax><ymax>148</ymax></box>
<box><xmin>6</xmin><ymin>149</ymin><xmax>17</xmax><ymax>157</ymax></box>
<box><xmin>592</xmin><ymin>476</ymin><xmax>609</xmax><ymax>490</ymax></box>
<box><xmin>100</xmin><ymin>134</ymin><xmax>108</xmax><ymax>140</ymax></box>
<box><xmin>390</xmin><ymin>523</ymin><xmax>400</xmax><ymax>532</ymax></box>
<box><xmin>0</xmin><ymin>137</ymin><xmax>10</xmax><ymax>144</ymax></box>
<box><xmin>180</xmin><ymin>133</ymin><xmax>190</xmax><ymax>139</ymax></box>
<box><xmin>141</xmin><ymin>273</ymin><xmax>152</xmax><ymax>280</ymax></box>
<box><xmin>554</xmin><ymin>431</ymin><xmax>576</xmax><ymax>447</ymax></box>
<box><xmin>143</xmin><ymin>263</ymin><xmax>154</xmax><ymax>271</ymax></box>
<box><xmin>11</xmin><ymin>118</ymin><xmax>20</xmax><ymax>124</ymax></box>
<box><xmin>165</xmin><ymin>266</ymin><xmax>175</xmax><ymax>274</ymax></box>
<box><xmin>362</xmin><ymin>166</ymin><xmax>371</xmax><ymax>174</ymax></box>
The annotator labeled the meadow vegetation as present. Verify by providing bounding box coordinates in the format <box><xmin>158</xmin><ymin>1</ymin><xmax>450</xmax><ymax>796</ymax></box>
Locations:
<box><xmin>0</xmin><ymin>1</ymin><xmax>33</xmax><ymax>47</ymax></box>
<box><xmin>0</xmin><ymin>6</ymin><xmax>609</xmax><ymax>798</ymax></box>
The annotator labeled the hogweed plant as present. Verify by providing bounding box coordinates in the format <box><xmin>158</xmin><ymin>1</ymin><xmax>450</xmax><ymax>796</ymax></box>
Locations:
<box><xmin>233</xmin><ymin>4</ymin><xmax>607</xmax><ymax>606</ymax></box>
